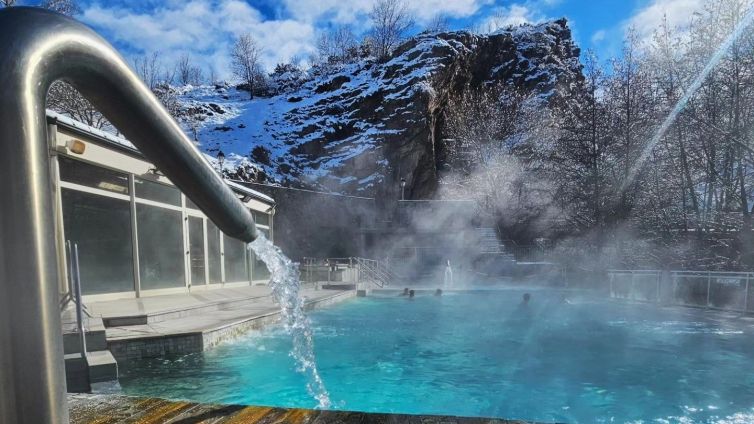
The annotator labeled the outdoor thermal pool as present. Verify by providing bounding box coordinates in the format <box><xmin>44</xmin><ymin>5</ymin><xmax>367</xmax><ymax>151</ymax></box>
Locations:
<box><xmin>118</xmin><ymin>288</ymin><xmax>754</xmax><ymax>423</ymax></box>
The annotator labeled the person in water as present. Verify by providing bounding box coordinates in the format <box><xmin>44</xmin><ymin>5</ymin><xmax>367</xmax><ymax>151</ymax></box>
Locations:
<box><xmin>401</xmin><ymin>288</ymin><xmax>409</xmax><ymax>296</ymax></box>
<box><xmin>521</xmin><ymin>292</ymin><xmax>531</xmax><ymax>305</ymax></box>
<box><xmin>409</xmin><ymin>289</ymin><xmax>415</xmax><ymax>298</ymax></box>
<box><xmin>435</xmin><ymin>288</ymin><xmax>442</xmax><ymax>296</ymax></box>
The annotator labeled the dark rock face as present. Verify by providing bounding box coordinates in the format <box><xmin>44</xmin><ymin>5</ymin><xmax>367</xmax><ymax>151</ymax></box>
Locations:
<box><xmin>189</xmin><ymin>19</ymin><xmax>583</xmax><ymax>199</ymax></box>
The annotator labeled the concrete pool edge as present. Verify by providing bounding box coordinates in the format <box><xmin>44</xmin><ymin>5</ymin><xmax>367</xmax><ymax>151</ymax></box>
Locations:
<box><xmin>107</xmin><ymin>289</ymin><xmax>357</xmax><ymax>361</ymax></box>
<box><xmin>68</xmin><ymin>393</ymin><xmax>543</xmax><ymax>423</ymax></box>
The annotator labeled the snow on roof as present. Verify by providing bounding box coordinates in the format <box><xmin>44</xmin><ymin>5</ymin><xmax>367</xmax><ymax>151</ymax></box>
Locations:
<box><xmin>47</xmin><ymin>109</ymin><xmax>136</xmax><ymax>150</ymax></box>
<box><xmin>224</xmin><ymin>179</ymin><xmax>275</xmax><ymax>204</ymax></box>
<box><xmin>46</xmin><ymin>109</ymin><xmax>273</xmax><ymax>205</ymax></box>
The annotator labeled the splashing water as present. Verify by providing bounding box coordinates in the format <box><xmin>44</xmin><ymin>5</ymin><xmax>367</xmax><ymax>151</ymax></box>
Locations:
<box><xmin>248</xmin><ymin>234</ymin><xmax>331</xmax><ymax>408</ymax></box>
<box><xmin>622</xmin><ymin>6</ymin><xmax>754</xmax><ymax>192</ymax></box>
<box><xmin>444</xmin><ymin>260</ymin><xmax>453</xmax><ymax>288</ymax></box>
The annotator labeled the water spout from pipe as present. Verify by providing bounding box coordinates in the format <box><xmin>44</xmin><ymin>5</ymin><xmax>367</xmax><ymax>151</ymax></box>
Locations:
<box><xmin>248</xmin><ymin>235</ymin><xmax>331</xmax><ymax>408</ymax></box>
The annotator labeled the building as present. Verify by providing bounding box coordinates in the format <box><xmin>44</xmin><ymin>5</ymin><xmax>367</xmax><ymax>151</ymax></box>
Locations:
<box><xmin>47</xmin><ymin>111</ymin><xmax>274</xmax><ymax>302</ymax></box>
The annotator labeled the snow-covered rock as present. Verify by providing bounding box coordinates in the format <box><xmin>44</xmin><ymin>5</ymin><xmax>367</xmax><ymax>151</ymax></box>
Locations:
<box><xmin>176</xmin><ymin>18</ymin><xmax>583</xmax><ymax>198</ymax></box>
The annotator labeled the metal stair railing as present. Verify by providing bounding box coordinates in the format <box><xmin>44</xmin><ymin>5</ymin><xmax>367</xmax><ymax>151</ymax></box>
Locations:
<box><xmin>352</xmin><ymin>257</ymin><xmax>395</xmax><ymax>288</ymax></box>
<box><xmin>0</xmin><ymin>8</ymin><xmax>259</xmax><ymax>424</ymax></box>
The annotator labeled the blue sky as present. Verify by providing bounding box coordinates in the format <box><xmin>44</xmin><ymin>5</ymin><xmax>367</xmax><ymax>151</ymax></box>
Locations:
<box><xmin>22</xmin><ymin>0</ymin><xmax>705</xmax><ymax>78</ymax></box>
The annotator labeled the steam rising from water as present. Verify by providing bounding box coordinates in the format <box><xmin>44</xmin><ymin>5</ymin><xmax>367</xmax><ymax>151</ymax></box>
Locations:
<box><xmin>622</xmin><ymin>6</ymin><xmax>754</xmax><ymax>192</ymax></box>
<box><xmin>248</xmin><ymin>234</ymin><xmax>331</xmax><ymax>408</ymax></box>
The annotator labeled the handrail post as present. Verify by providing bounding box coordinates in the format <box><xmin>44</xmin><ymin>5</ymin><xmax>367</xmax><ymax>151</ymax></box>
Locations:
<box><xmin>72</xmin><ymin>243</ymin><xmax>86</xmax><ymax>358</ymax></box>
<box><xmin>745</xmin><ymin>274</ymin><xmax>750</xmax><ymax>314</ymax></box>
<box><xmin>630</xmin><ymin>271</ymin><xmax>635</xmax><ymax>300</ymax></box>
<box><xmin>707</xmin><ymin>271</ymin><xmax>712</xmax><ymax>308</ymax></box>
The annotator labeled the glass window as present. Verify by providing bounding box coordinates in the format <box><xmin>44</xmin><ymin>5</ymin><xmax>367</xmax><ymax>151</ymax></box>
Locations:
<box><xmin>224</xmin><ymin>235</ymin><xmax>249</xmax><ymax>283</ymax></box>
<box><xmin>61</xmin><ymin>189</ymin><xmax>134</xmax><ymax>295</ymax></box>
<box><xmin>252</xmin><ymin>228</ymin><xmax>271</xmax><ymax>281</ymax></box>
<box><xmin>134</xmin><ymin>178</ymin><xmax>181</xmax><ymax>205</ymax></box>
<box><xmin>188</xmin><ymin>217</ymin><xmax>205</xmax><ymax>285</ymax></box>
<box><xmin>207</xmin><ymin>220</ymin><xmax>222</xmax><ymax>284</ymax></box>
<box><xmin>185</xmin><ymin>196</ymin><xmax>199</xmax><ymax>210</ymax></box>
<box><xmin>59</xmin><ymin>156</ymin><xmax>129</xmax><ymax>195</ymax></box>
<box><xmin>136</xmin><ymin>204</ymin><xmax>185</xmax><ymax>290</ymax></box>
<box><xmin>253</xmin><ymin>210</ymin><xmax>270</xmax><ymax>227</ymax></box>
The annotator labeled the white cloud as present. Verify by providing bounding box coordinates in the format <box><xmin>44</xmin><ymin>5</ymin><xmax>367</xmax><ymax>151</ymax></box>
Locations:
<box><xmin>624</xmin><ymin>0</ymin><xmax>704</xmax><ymax>43</ymax></box>
<box><xmin>81</xmin><ymin>0</ymin><xmax>316</xmax><ymax>78</ymax></box>
<box><xmin>591</xmin><ymin>29</ymin><xmax>606</xmax><ymax>43</ymax></box>
<box><xmin>281</xmin><ymin>0</ymin><xmax>490</xmax><ymax>27</ymax></box>
<box><xmin>481</xmin><ymin>4</ymin><xmax>543</xmax><ymax>33</ymax></box>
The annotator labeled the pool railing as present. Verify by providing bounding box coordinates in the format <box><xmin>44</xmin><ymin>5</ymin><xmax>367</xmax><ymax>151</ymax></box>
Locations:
<box><xmin>608</xmin><ymin>269</ymin><xmax>754</xmax><ymax>313</ymax></box>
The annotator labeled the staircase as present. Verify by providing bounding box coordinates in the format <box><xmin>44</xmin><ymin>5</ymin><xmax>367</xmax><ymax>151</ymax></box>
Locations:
<box><xmin>476</xmin><ymin>227</ymin><xmax>515</xmax><ymax>260</ymax></box>
<box><xmin>353</xmin><ymin>257</ymin><xmax>396</xmax><ymax>287</ymax></box>
<box><xmin>61</xmin><ymin>311</ymin><xmax>119</xmax><ymax>393</ymax></box>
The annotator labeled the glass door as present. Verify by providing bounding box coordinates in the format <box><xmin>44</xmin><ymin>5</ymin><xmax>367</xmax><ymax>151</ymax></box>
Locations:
<box><xmin>188</xmin><ymin>216</ymin><xmax>206</xmax><ymax>286</ymax></box>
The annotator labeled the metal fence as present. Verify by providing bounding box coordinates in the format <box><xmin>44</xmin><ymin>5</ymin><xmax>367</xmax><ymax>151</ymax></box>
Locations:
<box><xmin>607</xmin><ymin>269</ymin><xmax>754</xmax><ymax>313</ymax></box>
<box><xmin>301</xmin><ymin>257</ymin><xmax>394</xmax><ymax>288</ymax></box>
<box><xmin>301</xmin><ymin>257</ymin><xmax>353</xmax><ymax>285</ymax></box>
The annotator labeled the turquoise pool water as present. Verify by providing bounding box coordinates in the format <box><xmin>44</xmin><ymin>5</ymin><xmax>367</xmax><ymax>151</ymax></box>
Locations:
<box><xmin>119</xmin><ymin>289</ymin><xmax>754</xmax><ymax>423</ymax></box>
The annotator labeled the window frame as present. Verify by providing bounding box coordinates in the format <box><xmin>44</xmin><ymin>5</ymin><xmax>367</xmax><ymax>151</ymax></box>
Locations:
<box><xmin>56</xmin><ymin>155</ymin><xmax>272</xmax><ymax>302</ymax></box>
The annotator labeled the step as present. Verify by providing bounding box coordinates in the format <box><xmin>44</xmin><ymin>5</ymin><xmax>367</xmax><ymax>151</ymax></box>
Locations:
<box><xmin>62</xmin><ymin>316</ymin><xmax>108</xmax><ymax>354</ymax></box>
<box><xmin>102</xmin><ymin>293</ymin><xmax>270</xmax><ymax>327</ymax></box>
<box><xmin>65</xmin><ymin>350</ymin><xmax>119</xmax><ymax>393</ymax></box>
<box><xmin>86</xmin><ymin>350</ymin><xmax>118</xmax><ymax>384</ymax></box>
<box><xmin>64</xmin><ymin>354</ymin><xmax>90</xmax><ymax>393</ymax></box>
<box><xmin>105</xmin><ymin>289</ymin><xmax>356</xmax><ymax>361</ymax></box>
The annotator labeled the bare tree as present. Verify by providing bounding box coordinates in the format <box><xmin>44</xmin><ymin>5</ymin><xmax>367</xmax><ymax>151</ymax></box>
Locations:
<box><xmin>39</xmin><ymin>0</ymin><xmax>110</xmax><ymax>129</ymax></box>
<box><xmin>369</xmin><ymin>0</ymin><xmax>414</xmax><ymax>60</ymax></box>
<box><xmin>426</xmin><ymin>13</ymin><xmax>450</xmax><ymax>33</ymax></box>
<box><xmin>316</xmin><ymin>25</ymin><xmax>358</xmax><ymax>65</ymax></box>
<box><xmin>231</xmin><ymin>33</ymin><xmax>263</xmax><ymax>99</ymax></box>
<box><xmin>1</xmin><ymin>0</ymin><xmax>16</xmax><ymax>7</ymax></box>
<box><xmin>41</xmin><ymin>0</ymin><xmax>79</xmax><ymax>15</ymax></box>
<box><xmin>133</xmin><ymin>51</ymin><xmax>162</xmax><ymax>90</ymax></box>
<box><xmin>207</xmin><ymin>65</ymin><xmax>217</xmax><ymax>85</ymax></box>
<box><xmin>47</xmin><ymin>82</ymin><xmax>110</xmax><ymax>129</ymax></box>
<box><xmin>176</xmin><ymin>53</ymin><xmax>203</xmax><ymax>86</ymax></box>
<box><xmin>442</xmin><ymin>84</ymin><xmax>554</xmax><ymax>229</ymax></box>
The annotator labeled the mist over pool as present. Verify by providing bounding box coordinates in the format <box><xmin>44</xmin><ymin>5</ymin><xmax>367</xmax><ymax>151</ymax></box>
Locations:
<box><xmin>119</xmin><ymin>288</ymin><xmax>754</xmax><ymax>423</ymax></box>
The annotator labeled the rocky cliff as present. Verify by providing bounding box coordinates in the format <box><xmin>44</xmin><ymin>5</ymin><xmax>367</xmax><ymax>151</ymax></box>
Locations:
<box><xmin>178</xmin><ymin>18</ymin><xmax>583</xmax><ymax>199</ymax></box>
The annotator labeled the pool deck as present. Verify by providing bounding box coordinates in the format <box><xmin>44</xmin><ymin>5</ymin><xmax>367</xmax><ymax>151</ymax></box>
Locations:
<box><xmin>63</xmin><ymin>286</ymin><xmax>356</xmax><ymax>361</ymax></box>
<box><xmin>68</xmin><ymin>394</ymin><xmax>539</xmax><ymax>423</ymax></box>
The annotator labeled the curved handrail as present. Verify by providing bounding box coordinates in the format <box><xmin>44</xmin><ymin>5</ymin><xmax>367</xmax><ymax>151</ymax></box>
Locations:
<box><xmin>0</xmin><ymin>7</ymin><xmax>257</xmax><ymax>423</ymax></box>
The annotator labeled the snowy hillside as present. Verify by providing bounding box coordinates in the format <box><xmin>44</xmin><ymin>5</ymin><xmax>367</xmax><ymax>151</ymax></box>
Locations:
<box><xmin>175</xmin><ymin>19</ymin><xmax>582</xmax><ymax>197</ymax></box>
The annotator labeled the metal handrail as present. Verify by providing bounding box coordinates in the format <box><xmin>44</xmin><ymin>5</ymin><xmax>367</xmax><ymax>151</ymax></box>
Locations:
<box><xmin>352</xmin><ymin>257</ymin><xmax>395</xmax><ymax>288</ymax></box>
<box><xmin>607</xmin><ymin>269</ymin><xmax>753</xmax><ymax>314</ymax></box>
<box><xmin>0</xmin><ymin>8</ymin><xmax>258</xmax><ymax>423</ymax></box>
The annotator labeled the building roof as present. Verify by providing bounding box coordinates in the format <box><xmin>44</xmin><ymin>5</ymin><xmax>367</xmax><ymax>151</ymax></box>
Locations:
<box><xmin>224</xmin><ymin>179</ymin><xmax>275</xmax><ymax>204</ymax></box>
<box><xmin>46</xmin><ymin>110</ymin><xmax>274</xmax><ymax>205</ymax></box>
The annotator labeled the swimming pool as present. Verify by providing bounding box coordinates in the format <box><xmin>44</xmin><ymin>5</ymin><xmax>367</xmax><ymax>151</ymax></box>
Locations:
<box><xmin>119</xmin><ymin>288</ymin><xmax>754</xmax><ymax>423</ymax></box>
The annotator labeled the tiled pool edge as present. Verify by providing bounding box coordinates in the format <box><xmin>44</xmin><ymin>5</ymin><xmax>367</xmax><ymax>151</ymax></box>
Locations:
<box><xmin>68</xmin><ymin>393</ymin><xmax>542</xmax><ymax>423</ymax></box>
<box><xmin>108</xmin><ymin>290</ymin><xmax>356</xmax><ymax>361</ymax></box>
<box><xmin>202</xmin><ymin>289</ymin><xmax>357</xmax><ymax>350</ymax></box>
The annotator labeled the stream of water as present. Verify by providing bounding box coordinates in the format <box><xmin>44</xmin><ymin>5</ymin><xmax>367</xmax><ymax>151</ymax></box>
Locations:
<box><xmin>248</xmin><ymin>234</ymin><xmax>331</xmax><ymax>408</ymax></box>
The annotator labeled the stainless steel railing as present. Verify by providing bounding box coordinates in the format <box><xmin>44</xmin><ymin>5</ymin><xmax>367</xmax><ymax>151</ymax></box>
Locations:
<box><xmin>607</xmin><ymin>269</ymin><xmax>754</xmax><ymax>313</ymax></box>
<box><xmin>0</xmin><ymin>7</ymin><xmax>258</xmax><ymax>423</ymax></box>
